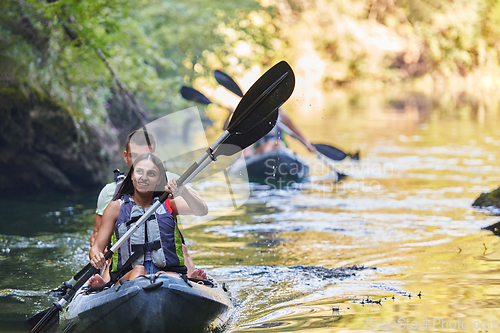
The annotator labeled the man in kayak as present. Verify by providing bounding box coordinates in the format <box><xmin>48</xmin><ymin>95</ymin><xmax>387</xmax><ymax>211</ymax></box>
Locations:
<box><xmin>224</xmin><ymin>108</ymin><xmax>317</xmax><ymax>156</ymax></box>
<box><xmin>255</xmin><ymin>109</ymin><xmax>317</xmax><ymax>155</ymax></box>
<box><xmin>91</xmin><ymin>129</ymin><xmax>155</xmax><ymax>247</ymax></box>
<box><xmin>89</xmin><ymin>153</ymin><xmax>208</xmax><ymax>286</ymax></box>
<box><xmin>91</xmin><ymin>130</ymin><xmax>206</xmax><ymax>281</ymax></box>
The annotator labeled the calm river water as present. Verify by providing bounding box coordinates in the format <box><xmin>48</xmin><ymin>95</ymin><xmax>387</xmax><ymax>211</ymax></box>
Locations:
<box><xmin>2</xmin><ymin>92</ymin><xmax>500</xmax><ymax>332</ymax></box>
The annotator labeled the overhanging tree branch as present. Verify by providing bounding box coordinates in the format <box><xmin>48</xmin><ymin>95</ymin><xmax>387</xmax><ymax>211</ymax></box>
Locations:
<box><xmin>94</xmin><ymin>47</ymin><xmax>148</xmax><ymax>126</ymax></box>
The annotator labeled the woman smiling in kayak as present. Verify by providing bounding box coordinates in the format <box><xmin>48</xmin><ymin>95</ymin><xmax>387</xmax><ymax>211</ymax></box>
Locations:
<box><xmin>89</xmin><ymin>153</ymin><xmax>208</xmax><ymax>286</ymax></box>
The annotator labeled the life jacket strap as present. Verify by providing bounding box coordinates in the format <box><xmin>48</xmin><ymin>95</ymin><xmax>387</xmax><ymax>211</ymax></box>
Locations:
<box><xmin>131</xmin><ymin>240</ymin><xmax>161</xmax><ymax>253</ymax></box>
<box><xmin>126</xmin><ymin>214</ymin><xmax>156</xmax><ymax>226</ymax></box>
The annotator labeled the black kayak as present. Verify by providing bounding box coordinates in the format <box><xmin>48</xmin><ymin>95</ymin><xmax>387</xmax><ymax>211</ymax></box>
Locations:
<box><xmin>63</xmin><ymin>274</ymin><xmax>233</xmax><ymax>333</ymax></box>
<box><xmin>230</xmin><ymin>147</ymin><xmax>310</xmax><ymax>186</ymax></box>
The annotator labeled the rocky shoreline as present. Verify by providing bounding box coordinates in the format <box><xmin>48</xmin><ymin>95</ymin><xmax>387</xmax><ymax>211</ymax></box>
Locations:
<box><xmin>0</xmin><ymin>85</ymin><xmax>115</xmax><ymax>193</ymax></box>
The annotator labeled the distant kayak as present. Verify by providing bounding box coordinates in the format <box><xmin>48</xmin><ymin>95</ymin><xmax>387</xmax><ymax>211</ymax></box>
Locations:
<box><xmin>64</xmin><ymin>274</ymin><xmax>233</xmax><ymax>333</ymax></box>
<box><xmin>229</xmin><ymin>147</ymin><xmax>309</xmax><ymax>186</ymax></box>
<box><xmin>229</xmin><ymin>147</ymin><xmax>347</xmax><ymax>188</ymax></box>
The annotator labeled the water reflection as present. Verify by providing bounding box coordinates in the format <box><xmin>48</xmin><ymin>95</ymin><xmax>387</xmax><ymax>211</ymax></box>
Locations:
<box><xmin>2</xmin><ymin>92</ymin><xmax>500</xmax><ymax>332</ymax></box>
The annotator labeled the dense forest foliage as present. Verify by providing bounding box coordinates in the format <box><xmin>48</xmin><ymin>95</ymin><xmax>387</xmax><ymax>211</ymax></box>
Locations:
<box><xmin>0</xmin><ymin>0</ymin><xmax>278</xmax><ymax>126</ymax></box>
<box><xmin>2</xmin><ymin>0</ymin><xmax>500</xmax><ymax>192</ymax></box>
<box><xmin>3</xmin><ymin>0</ymin><xmax>500</xmax><ymax>123</ymax></box>
<box><xmin>271</xmin><ymin>0</ymin><xmax>500</xmax><ymax>95</ymax></box>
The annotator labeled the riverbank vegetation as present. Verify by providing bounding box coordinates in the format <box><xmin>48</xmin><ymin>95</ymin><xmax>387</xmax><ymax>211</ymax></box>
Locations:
<box><xmin>4</xmin><ymin>0</ymin><xmax>500</xmax><ymax>122</ymax></box>
<box><xmin>0</xmin><ymin>0</ymin><xmax>276</xmax><ymax>124</ymax></box>
<box><xmin>2</xmin><ymin>0</ymin><xmax>500</xmax><ymax>191</ymax></box>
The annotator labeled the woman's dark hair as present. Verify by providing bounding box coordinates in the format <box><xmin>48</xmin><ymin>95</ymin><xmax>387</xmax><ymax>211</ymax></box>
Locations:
<box><xmin>113</xmin><ymin>153</ymin><xmax>167</xmax><ymax>200</ymax></box>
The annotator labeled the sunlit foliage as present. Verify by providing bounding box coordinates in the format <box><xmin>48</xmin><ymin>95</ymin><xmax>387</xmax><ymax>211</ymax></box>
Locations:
<box><xmin>3</xmin><ymin>0</ymin><xmax>500</xmax><ymax>125</ymax></box>
<box><xmin>268</xmin><ymin>0</ymin><xmax>500</xmax><ymax>91</ymax></box>
<box><xmin>0</xmin><ymin>0</ymin><xmax>278</xmax><ymax>122</ymax></box>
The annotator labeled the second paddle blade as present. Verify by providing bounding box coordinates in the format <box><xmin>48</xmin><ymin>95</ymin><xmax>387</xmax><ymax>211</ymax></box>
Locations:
<box><xmin>227</xmin><ymin>61</ymin><xmax>295</xmax><ymax>135</ymax></box>
<box><xmin>215</xmin><ymin>110</ymin><xmax>279</xmax><ymax>157</ymax></box>
<box><xmin>314</xmin><ymin>144</ymin><xmax>348</xmax><ymax>161</ymax></box>
<box><xmin>28</xmin><ymin>307</ymin><xmax>59</xmax><ymax>333</ymax></box>
<box><xmin>180</xmin><ymin>86</ymin><xmax>212</xmax><ymax>105</ymax></box>
<box><xmin>214</xmin><ymin>70</ymin><xmax>244</xmax><ymax>97</ymax></box>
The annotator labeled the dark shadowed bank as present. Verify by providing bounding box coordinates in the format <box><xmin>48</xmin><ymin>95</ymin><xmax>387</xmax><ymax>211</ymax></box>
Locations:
<box><xmin>0</xmin><ymin>85</ymin><xmax>114</xmax><ymax>193</ymax></box>
<box><xmin>4</xmin><ymin>0</ymin><xmax>500</xmax><ymax>193</ymax></box>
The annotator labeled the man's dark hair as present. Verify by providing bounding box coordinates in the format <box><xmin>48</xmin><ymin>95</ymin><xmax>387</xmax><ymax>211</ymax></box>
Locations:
<box><xmin>125</xmin><ymin>129</ymin><xmax>157</xmax><ymax>153</ymax></box>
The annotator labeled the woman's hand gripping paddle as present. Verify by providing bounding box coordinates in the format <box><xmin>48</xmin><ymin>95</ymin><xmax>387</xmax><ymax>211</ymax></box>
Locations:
<box><xmin>28</xmin><ymin>60</ymin><xmax>295</xmax><ymax>333</ymax></box>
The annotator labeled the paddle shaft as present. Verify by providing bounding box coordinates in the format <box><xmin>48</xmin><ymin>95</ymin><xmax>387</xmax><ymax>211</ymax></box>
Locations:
<box><xmin>45</xmin><ymin>131</ymin><xmax>231</xmax><ymax>296</ymax></box>
<box><xmin>31</xmin><ymin>61</ymin><xmax>296</xmax><ymax>333</ymax></box>
<box><xmin>214</xmin><ymin>70</ymin><xmax>351</xmax><ymax>162</ymax></box>
<box><xmin>115</xmin><ymin>64</ymin><xmax>293</xmax><ymax>250</ymax></box>
<box><xmin>277</xmin><ymin>122</ymin><xmax>306</xmax><ymax>146</ymax></box>
<box><xmin>280</xmin><ymin>122</ymin><xmax>349</xmax><ymax>172</ymax></box>
<box><xmin>93</xmin><ymin>66</ymin><xmax>291</xmax><ymax>288</ymax></box>
<box><xmin>32</xmin><ymin>130</ymin><xmax>231</xmax><ymax>333</ymax></box>
<box><xmin>110</xmin><ymin>130</ymin><xmax>230</xmax><ymax>253</ymax></box>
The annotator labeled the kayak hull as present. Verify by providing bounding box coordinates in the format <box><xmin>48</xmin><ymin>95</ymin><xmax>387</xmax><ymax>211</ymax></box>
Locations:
<box><xmin>231</xmin><ymin>148</ymin><xmax>309</xmax><ymax>186</ymax></box>
<box><xmin>64</xmin><ymin>274</ymin><xmax>232</xmax><ymax>333</ymax></box>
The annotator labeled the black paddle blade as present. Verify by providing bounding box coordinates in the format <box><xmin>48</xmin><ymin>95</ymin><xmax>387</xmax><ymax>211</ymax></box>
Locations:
<box><xmin>61</xmin><ymin>321</ymin><xmax>77</xmax><ymax>333</ymax></box>
<box><xmin>29</xmin><ymin>264</ymin><xmax>99</xmax><ymax>333</ymax></box>
<box><xmin>28</xmin><ymin>306</ymin><xmax>59</xmax><ymax>333</ymax></box>
<box><xmin>314</xmin><ymin>144</ymin><xmax>348</xmax><ymax>161</ymax></box>
<box><xmin>215</xmin><ymin>110</ymin><xmax>279</xmax><ymax>157</ymax></box>
<box><xmin>214</xmin><ymin>70</ymin><xmax>244</xmax><ymax>97</ymax></box>
<box><xmin>180</xmin><ymin>86</ymin><xmax>212</xmax><ymax>105</ymax></box>
<box><xmin>227</xmin><ymin>61</ymin><xmax>294</xmax><ymax>135</ymax></box>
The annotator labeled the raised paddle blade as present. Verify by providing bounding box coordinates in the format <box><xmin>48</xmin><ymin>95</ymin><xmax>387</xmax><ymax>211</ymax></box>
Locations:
<box><xmin>214</xmin><ymin>110</ymin><xmax>278</xmax><ymax>157</ymax></box>
<box><xmin>180</xmin><ymin>86</ymin><xmax>212</xmax><ymax>105</ymax></box>
<box><xmin>226</xmin><ymin>61</ymin><xmax>294</xmax><ymax>135</ymax></box>
<box><xmin>214</xmin><ymin>70</ymin><xmax>244</xmax><ymax>97</ymax></box>
<box><xmin>177</xmin><ymin>62</ymin><xmax>294</xmax><ymax>185</ymax></box>
<box><xmin>313</xmin><ymin>144</ymin><xmax>348</xmax><ymax>161</ymax></box>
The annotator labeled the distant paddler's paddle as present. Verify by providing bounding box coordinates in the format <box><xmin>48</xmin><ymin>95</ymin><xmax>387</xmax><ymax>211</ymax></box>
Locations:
<box><xmin>180</xmin><ymin>86</ymin><xmax>236</xmax><ymax>131</ymax></box>
<box><xmin>214</xmin><ymin>69</ymin><xmax>244</xmax><ymax>97</ymax></box>
<box><xmin>180</xmin><ymin>86</ymin><xmax>228</xmax><ymax>110</ymax></box>
<box><xmin>313</xmin><ymin>144</ymin><xmax>359</xmax><ymax>161</ymax></box>
<box><xmin>28</xmin><ymin>60</ymin><xmax>295</xmax><ymax>333</ymax></box>
<box><xmin>214</xmin><ymin>69</ymin><xmax>359</xmax><ymax>162</ymax></box>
